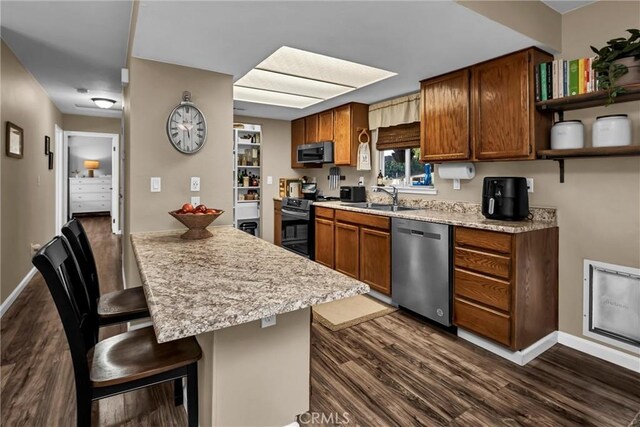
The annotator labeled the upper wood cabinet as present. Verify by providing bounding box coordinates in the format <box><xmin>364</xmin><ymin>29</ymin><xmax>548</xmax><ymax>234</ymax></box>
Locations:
<box><xmin>318</xmin><ymin>110</ymin><xmax>334</xmax><ymax>141</ymax></box>
<box><xmin>420</xmin><ymin>69</ymin><xmax>470</xmax><ymax>162</ymax></box>
<box><xmin>291</xmin><ymin>118</ymin><xmax>305</xmax><ymax>169</ymax></box>
<box><xmin>420</xmin><ymin>47</ymin><xmax>553</xmax><ymax>162</ymax></box>
<box><xmin>333</xmin><ymin>103</ymin><xmax>369</xmax><ymax>166</ymax></box>
<box><xmin>304</xmin><ymin>114</ymin><xmax>319</xmax><ymax>144</ymax></box>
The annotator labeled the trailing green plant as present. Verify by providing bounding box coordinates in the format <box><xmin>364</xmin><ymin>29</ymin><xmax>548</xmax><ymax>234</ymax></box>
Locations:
<box><xmin>591</xmin><ymin>29</ymin><xmax>640</xmax><ymax>104</ymax></box>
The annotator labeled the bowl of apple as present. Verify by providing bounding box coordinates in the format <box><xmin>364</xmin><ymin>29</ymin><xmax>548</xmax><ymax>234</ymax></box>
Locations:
<box><xmin>169</xmin><ymin>203</ymin><xmax>224</xmax><ymax>240</ymax></box>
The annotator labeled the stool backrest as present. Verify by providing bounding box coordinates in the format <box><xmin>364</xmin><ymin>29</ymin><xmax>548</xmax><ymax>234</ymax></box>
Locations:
<box><xmin>61</xmin><ymin>219</ymin><xmax>99</xmax><ymax>315</ymax></box>
<box><xmin>32</xmin><ymin>236</ymin><xmax>98</xmax><ymax>393</ymax></box>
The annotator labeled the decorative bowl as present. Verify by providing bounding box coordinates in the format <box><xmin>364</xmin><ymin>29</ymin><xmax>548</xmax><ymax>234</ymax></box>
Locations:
<box><xmin>169</xmin><ymin>210</ymin><xmax>224</xmax><ymax>240</ymax></box>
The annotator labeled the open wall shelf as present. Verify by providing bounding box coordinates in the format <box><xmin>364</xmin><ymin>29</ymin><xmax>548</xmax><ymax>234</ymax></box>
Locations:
<box><xmin>536</xmin><ymin>84</ymin><xmax>640</xmax><ymax>117</ymax></box>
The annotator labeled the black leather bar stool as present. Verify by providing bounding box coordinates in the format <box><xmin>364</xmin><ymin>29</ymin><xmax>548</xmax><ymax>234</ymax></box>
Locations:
<box><xmin>62</xmin><ymin>218</ymin><xmax>149</xmax><ymax>326</ymax></box>
<box><xmin>33</xmin><ymin>236</ymin><xmax>201</xmax><ymax>427</ymax></box>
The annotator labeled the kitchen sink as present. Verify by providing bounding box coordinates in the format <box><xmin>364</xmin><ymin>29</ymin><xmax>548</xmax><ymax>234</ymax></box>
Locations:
<box><xmin>340</xmin><ymin>202</ymin><xmax>416</xmax><ymax>212</ymax></box>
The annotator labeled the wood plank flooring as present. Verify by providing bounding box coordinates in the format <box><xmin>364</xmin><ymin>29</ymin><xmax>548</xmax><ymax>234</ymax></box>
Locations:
<box><xmin>1</xmin><ymin>217</ymin><xmax>639</xmax><ymax>426</ymax></box>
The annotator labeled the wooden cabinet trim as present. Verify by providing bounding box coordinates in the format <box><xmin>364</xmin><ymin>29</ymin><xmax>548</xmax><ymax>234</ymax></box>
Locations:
<box><xmin>335</xmin><ymin>210</ymin><xmax>390</xmax><ymax>231</ymax></box>
<box><xmin>455</xmin><ymin>227</ymin><xmax>512</xmax><ymax>255</ymax></box>
<box><xmin>274</xmin><ymin>200</ymin><xmax>282</xmax><ymax>247</ymax></box>
<box><xmin>315</xmin><ymin>206</ymin><xmax>335</xmax><ymax>220</ymax></box>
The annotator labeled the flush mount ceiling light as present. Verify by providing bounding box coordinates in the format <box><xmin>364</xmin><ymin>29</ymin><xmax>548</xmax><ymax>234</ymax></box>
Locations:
<box><xmin>233</xmin><ymin>46</ymin><xmax>396</xmax><ymax>109</ymax></box>
<box><xmin>91</xmin><ymin>97</ymin><xmax>116</xmax><ymax>109</ymax></box>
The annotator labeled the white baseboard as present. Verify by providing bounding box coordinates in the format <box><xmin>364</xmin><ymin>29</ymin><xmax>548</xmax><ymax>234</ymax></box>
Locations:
<box><xmin>457</xmin><ymin>329</ymin><xmax>557</xmax><ymax>366</ymax></box>
<box><xmin>1</xmin><ymin>267</ymin><xmax>37</xmax><ymax>317</ymax></box>
<box><xmin>557</xmin><ymin>331</ymin><xmax>640</xmax><ymax>373</ymax></box>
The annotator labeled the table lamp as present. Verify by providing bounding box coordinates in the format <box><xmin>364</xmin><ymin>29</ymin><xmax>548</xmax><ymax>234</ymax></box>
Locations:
<box><xmin>84</xmin><ymin>160</ymin><xmax>100</xmax><ymax>177</ymax></box>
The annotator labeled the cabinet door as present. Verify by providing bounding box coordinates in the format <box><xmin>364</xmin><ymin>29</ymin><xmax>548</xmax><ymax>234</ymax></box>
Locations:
<box><xmin>360</xmin><ymin>227</ymin><xmax>391</xmax><ymax>295</ymax></box>
<box><xmin>274</xmin><ymin>201</ymin><xmax>282</xmax><ymax>246</ymax></box>
<box><xmin>333</xmin><ymin>104</ymin><xmax>352</xmax><ymax>165</ymax></box>
<box><xmin>291</xmin><ymin>118</ymin><xmax>305</xmax><ymax>169</ymax></box>
<box><xmin>420</xmin><ymin>69</ymin><xmax>470</xmax><ymax>162</ymax></box>
<box><xmin>318</xmin><ymin>110</ymin><xmax>334</xmax><ymax>141</ymax></box>
<box><xmin>314</xmin><ymin>218</ymin><xmax>335</xmax><ymax>269</ymax></box>
<box><xmin>334</xmin><ymin>221</ymin><xmax>359</xmax><ymax>279</ymax></box>
<box><xmin>472</xmin><ymin>50</ymin><xmax>531</xmax><ymax>160</ymax></box>
<box><xmin>305</xmin><ymin>114</ymin><xmax>319</xmax><ymax>143</ymax></box>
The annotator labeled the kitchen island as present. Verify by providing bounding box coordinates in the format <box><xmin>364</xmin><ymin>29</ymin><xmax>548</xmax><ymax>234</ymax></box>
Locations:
<box><xmin>131</xmin><ymin>226</ymin><xmax>369</xmax><ymax>426</ymax></box>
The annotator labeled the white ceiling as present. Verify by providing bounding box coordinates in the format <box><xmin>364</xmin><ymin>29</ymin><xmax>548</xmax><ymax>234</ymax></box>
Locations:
<box><xmin>0</xmin><ymin>1</ymin><xmax>132</xmax><ymax>118</ymax></box>
<box><xmin>132</xmin><ymin>1</ymin><xmax>543</xmax><ymax>120</ymax></box>
<box><xmin>541</xmin><ymin>0</ymin><xmax>596</xmax><ymax>14</ymax></box>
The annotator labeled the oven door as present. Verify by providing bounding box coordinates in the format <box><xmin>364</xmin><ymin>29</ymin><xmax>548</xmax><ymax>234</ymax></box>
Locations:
<box><xmin>297</xmin><ymin>143</ymin><xmax>326</xmax><ymax>164</ymax></box>
<box><xmin>281</xmin><ymin>207</ymin><xmax>312</xmax><ymax>258</ymax></box>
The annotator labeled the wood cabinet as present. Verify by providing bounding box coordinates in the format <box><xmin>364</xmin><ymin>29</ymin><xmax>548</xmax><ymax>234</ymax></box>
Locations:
<box><xmin>291</xmin><ymin>118</ymin><xmax>305</xmax><ymax>169</ymax></box>
<box><xmin>453</xmin><ymin>226</ymin><xmax>558</xmax><ymax>350</ymax></box>
<box><xmin>333</xmin><ymin>103</ymin><xmax>369</xmax><ymax>166</ymax></box>
<box><xmin>314</xmin><ymin>207</ymin><xmax>335</xmax><ymax>269</ymax></box>
<box><xmin>305</xmin><ymin>114</ymin><xmax>319</xmax><ymax>144</ymax></box>
<box><xmin>420</xmin><ymin>69</ymin><xmax>471</xmax><ymax>162</ymax></box>
<box><xmin>359</xmin><ymin>227</ymin><xmax>391</xmax><ymax>295</ymax></box>
<box><xmin>334</xmin><ymin>222</ymin><xmax>359</xmax><ymax>278</ymax></box>
<box><xmin>420</xmin><ymin>48</ymin><xmax>553</xmax><ymax>162</ymax></box>
<box><xmin>318</xmin><ymin>110</ymin><xmax>334</xmax><ymax>141</ymax></box>
<box><xmin>274</xmin><ymin>200</ymin><xmax>282</xmax><ymax>246</ymax></box>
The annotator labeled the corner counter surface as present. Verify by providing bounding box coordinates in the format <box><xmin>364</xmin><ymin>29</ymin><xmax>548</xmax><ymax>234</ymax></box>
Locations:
<box><xmin>131</xmin><ymin>226</ymin><xmax>369</xmax><ymax>343</ymax></box>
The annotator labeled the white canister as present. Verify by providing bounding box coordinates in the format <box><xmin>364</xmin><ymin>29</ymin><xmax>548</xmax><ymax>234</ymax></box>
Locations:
<box><xmin>551</xmin><ymin>120</ymin><xmax>584</xmax><ymax>150</ymax></box>
<box><xmin>593</xmin><ymin>114</ymin><xmax>632</xmax><ymax>147</ymax></box>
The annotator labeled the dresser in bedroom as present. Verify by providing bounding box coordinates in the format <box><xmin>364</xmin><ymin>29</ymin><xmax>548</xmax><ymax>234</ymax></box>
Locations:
<box><xmin>69</xmin><ymin>177</ymin><xmax>112</xmax><ymax>215</ymax></box>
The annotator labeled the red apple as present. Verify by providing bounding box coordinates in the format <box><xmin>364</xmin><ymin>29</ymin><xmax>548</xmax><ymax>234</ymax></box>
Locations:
<box><xmin>195</xmin><ymin>204</ymin><xmax>208</xmax><ymax>213</ymax></box>
<box><xmin>181</xmin><ymin>203</ymin><xmax>195</xmax><ymax>213</ymax></box>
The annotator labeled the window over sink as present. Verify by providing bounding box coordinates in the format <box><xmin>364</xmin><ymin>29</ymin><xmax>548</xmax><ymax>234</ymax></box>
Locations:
<box><xmin>379</xmin><ymin>148</ymin><xmax>437</xmax><ymax>195</ymax></box>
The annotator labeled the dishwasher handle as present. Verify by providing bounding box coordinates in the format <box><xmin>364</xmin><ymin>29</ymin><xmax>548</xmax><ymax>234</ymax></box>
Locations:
<box><xmin>397</xmin><ymin>227</ymin><xmax>442</xmax><ymax>240</ymax></box>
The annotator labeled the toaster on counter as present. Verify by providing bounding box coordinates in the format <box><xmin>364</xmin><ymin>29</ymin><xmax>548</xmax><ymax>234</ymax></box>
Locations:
<box><xmin>481</xmin><ymin>177</ymin><xmax>529</xmax><ymax>221</ymax></box>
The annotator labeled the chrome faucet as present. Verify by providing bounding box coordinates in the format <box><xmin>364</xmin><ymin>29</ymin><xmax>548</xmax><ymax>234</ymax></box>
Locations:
<box><xmin>375</xmin><ymin>186</ymin><xmax>399</xmax><ymax>208</ymax></box>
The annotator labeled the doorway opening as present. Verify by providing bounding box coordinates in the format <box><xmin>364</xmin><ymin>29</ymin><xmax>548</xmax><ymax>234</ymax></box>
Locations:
<box><xmin>56</xmin><ymin>131</ymin><xmax>120</xmax><ymax>234</ymax></box>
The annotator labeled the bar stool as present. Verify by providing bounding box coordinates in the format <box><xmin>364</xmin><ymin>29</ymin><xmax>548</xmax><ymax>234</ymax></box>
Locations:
<box><xmin>62</xmin><ymin>218</ymin><xmax>149</xmax><ymax>326</ymax></box>
<box><xmin>33</xmin><ymin>236</ymin><xmax>201</xmax><ymax>427</ymax></box>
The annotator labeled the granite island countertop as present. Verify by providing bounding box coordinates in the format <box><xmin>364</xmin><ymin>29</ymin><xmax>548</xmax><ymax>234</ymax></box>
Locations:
<box><xmin>131</xmin><ymin>226</ymin><xmax>369</xmax><ymax>343</ymax></box>
<box><xmin>313</xmin><ymin>200</ymin><xmax>556</xmax><ymax>233</ymax></box>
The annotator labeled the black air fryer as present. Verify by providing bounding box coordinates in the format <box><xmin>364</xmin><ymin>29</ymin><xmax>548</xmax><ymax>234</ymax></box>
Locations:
<box><xmin>482</xmin><ymin>177</ymin><xmax>529</xmax><ymax>221</ymax></box>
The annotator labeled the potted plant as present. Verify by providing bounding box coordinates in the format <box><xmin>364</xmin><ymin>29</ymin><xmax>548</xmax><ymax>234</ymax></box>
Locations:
<box><xmin>591</xmin><ymin>29</ymin><xmax>640</xmax><ymax>104</ymax></box>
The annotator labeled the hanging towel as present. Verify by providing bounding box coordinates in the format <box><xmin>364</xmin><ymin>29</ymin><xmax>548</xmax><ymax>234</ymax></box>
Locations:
<box><xmin>357</xmin><ymin>129</ymin><xmax>371</xmax><ymax>171</ymax></box>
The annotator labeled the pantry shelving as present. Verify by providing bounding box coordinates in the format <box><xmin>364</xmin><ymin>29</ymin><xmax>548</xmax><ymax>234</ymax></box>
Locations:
<box><xmin>232</xmin><ymin>123</ymin><xmax>262</xmax><ymax>237</ymax></box>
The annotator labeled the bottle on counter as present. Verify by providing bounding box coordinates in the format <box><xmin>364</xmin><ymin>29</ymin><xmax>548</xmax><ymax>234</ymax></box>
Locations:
<box><xmin>377</xmin><ymin>170</ymin><xmax>384</xmax><ymax>186</ymax></box>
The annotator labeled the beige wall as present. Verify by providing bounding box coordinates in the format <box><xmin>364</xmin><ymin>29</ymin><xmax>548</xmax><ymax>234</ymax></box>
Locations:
<box><xmin>123</xmin><ymin>57</ymin><xmax>233</xmax><ymax>287</ymax></box>
<box><xmin>1</xmin><ymin>41</ymin><xmax>62</xmax><ymax>302</ymax></box>
<box><xmin>62</xmin><ymin>114</ymin><xmax>121</xmax><ymax>134</ymax></box>
<box><xmin>234</xmin><ymin>115</ymin><xmax>296</xmax><ymax>244</ymax></box>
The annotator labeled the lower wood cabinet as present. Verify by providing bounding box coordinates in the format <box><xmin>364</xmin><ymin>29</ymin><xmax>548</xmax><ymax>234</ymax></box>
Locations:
<box><xmin>314</xmin><ymin>207</ymin><xmax>391</xmax><ymax>296</ymax></box>
<box><xmin>453</xmin><ymin>226</ymin><xmax>558</xmax><ymax>350</ymax></box>
<box><xmin>274</xmin><ymin>200</ymin><xmax>282</xmax><ymax>246</ymax></box>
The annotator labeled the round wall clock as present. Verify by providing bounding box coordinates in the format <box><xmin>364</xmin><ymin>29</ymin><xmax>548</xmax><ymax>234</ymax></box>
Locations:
<box><xmin>166</xmin><ymin>91</ymin><xmax>207</xmax><ymax>154</ymax></box>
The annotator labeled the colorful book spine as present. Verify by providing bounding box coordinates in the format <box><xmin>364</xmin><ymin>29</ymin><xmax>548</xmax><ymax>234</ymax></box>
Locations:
<box><xmin>546</xmin><ymin>62</ymin><xmax>553</xmax><ymax>99</ymax></box>
<box><xmin>552</xmin><ymin>60</ymin><xmax>559</xmax><ymax>99</ymax></box>
<box><xmin>557</xmin><ymin>60</ymin><xmax>564</xmax><ymax>99</ymax></box>
<box><xmin>534</xmin><ymin>64</ymin><xmax>540</xmax><ymax>102</ymax></box>
<box><xmin>569</xmin><ymin>59</ymin><xmax>579</xmax><ymax>96</ymax></box>
<box><xmin>578</xmin><ymin>58</ymin><xmax>585</xmax><ymax>94</ymax></box>
<box><xmin>541</xmin><ymin>63</ymin><xmax>548</xmax><ymax>101</ymax></box>
<box><xmin>563</xmin><ymin>60</ymin><xmax>568</xmax><ymax>97</ymax></box>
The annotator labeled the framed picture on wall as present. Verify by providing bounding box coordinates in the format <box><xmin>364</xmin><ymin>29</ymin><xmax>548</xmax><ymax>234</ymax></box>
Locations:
<box><xmin>45</xmin><ymin>135</ymin><xmax>50</xmax><ymax>155</ymax></box>
<box><xmin>6</xmin><ymin>121</ymin><xmax>24</xmax><ymax>159</ymax></box>
<box><xmin>48</xmin><ymin>151</ymin><xmax>54</xmax><ymax>170</ymax></box>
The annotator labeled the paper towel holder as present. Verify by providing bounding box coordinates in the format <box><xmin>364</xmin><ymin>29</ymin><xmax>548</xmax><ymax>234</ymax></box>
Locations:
<box><xmin>437</xmin><ymin>162</ymin><xmax>476</xmax><ymax>190</ymax></box>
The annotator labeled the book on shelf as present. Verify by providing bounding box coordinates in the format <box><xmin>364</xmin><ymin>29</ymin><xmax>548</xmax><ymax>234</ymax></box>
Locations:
<box><xmin>537</xmin><ymin>56</ymin><xmax>599</xmax><ymax>102</ymax></box>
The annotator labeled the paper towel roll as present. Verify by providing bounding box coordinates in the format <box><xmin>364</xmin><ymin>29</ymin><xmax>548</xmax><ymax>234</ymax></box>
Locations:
<box><xmin>437</xmin><ymin>163</ymin><xmax>476</xmax><ymax>180</ymax></box>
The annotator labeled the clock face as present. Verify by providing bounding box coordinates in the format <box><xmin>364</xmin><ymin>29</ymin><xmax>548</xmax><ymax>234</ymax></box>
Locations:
<box><xmin>167</xmin><ymin>103</ymin><xmax>207</xmax><ymax>154</ymax></box>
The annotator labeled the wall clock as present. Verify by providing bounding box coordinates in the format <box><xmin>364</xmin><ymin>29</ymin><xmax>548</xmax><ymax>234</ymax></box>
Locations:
<box><xmin>166</xmin><ymin>91</ymin><xmax>207</xmax><ymax>154</ymax></box>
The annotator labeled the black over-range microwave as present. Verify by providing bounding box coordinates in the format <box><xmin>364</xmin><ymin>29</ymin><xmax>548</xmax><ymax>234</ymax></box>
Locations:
<box><xmin>297</xmin><ymin>141</ymin><xmax>334</xmax><ymax>164</ymax></box>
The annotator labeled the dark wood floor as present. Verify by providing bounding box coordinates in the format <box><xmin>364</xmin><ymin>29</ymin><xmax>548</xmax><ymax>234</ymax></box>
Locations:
<box><xmin>2</xmin><ymin>217</ymin><xmax>639</xmax><ymax>426</ymax></box>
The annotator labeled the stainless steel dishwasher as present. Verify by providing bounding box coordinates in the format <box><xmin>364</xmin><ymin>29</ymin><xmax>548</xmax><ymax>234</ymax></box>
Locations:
<box><xmin>392</xmin><ymin>218</ymin><xmax>452</xmax><ymax>326</ymax></box>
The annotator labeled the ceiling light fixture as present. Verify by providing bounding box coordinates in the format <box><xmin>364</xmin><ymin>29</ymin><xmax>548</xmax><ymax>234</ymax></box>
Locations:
<box><xmin>233</xmin><ymin>46</ymin><xmax>396</xmax><ymax>109</ymax></box>
<box><xmin>91</xmin><ymin>97</ymin><xmax>116</xmax><ymax>109</ymax></box>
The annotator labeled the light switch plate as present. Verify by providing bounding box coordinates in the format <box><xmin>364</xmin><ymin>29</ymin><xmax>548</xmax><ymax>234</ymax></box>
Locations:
<box><xmin>191</xmin><ymin>196</ymin><xmax>201</xmax><ymax>206</ymax></box>
<box><xmin>150</xmin><ymin>177</ymin><xmax>161</xmax><ymax>192</ymax></box>
<box><xmin>190</xmin><ymin>177</ymin><xmax>201</xmax><ymax>192</ymax></box>
<box><xmin>261</xmin><ymin>315</ymin><xmax>276</xmax><ymax>328</ymax></box>
<box><xmin>267</xmin><ymin>176</ymin><xmax>273</xmax><ymax>185</ymax></box>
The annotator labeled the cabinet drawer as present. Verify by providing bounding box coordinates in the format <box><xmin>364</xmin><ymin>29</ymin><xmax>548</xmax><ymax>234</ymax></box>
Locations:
<box><xmin>70</xmin><ymin>184</ymin><xmax>111</xmax><ymax>193</ymax></box>
<box><xmin>70</xmin><ymin>192</ymin><xmax>110</xmax><ymax>202</ymax></box>
<box><xmin>455</xmin><ymin>268</ymin><xmax>511</xmax><ymax>312</ymax></box>
<box><xmin>454</xmin><ymin>247</ymin><xmax>510</xmax><ymax>279</ymax></box>
<box><xmin>454</xmin><ymin>297</ymin><xmax>511</xmax><ymax>346</ymax></box>
<box><xmin>70</xmin><ymin>201</ymin><xmax>110</xmax><ymax>213</ymax></box>
<box><xmin>335</xmin><ymin>210</ymin><xmax>390</xmax><ymax>231</ymax></box>
<box><xmin>315</xmin><ymin>206</ymin><xmax>335</xmax><ymax>220</ymax></box>
<box><xmin>455</xmin><ymin>227</ymin><xmax>512</xmax><ymax>254</ymax></box>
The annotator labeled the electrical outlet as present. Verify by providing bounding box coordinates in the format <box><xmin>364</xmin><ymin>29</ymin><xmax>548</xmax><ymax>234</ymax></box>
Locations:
<box><xmin>358</xmin><ymin>176</ymin><xmax>365</xmax><ymax>186</ymax></box>
<box><xmin>150</xmin><ymin>177</ymin><xmax>161</xmax><ymax>192</ymax></box>
<box><xmin>526</xmin><ymin>178</ymin><xmax>534</xmax><ymax>193</ymax></box>
<box><xmin>261</xmin><ymin>315</ymin><xmax>276</xmax><ymax>328</ymax></box>
<box><xmin>453</xmin><ymin>178</ymin><xmax>461</xmax><ymax>190</ymax></box>
<box><xmin>191</xmin><ymin>196</ymin><xmax>201</xmax><ymax>206</ymax></box>
<box><xmin>190</xmin><ymin>177</ymin><xmax>200</xmax><ymax>192</ymax></box>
